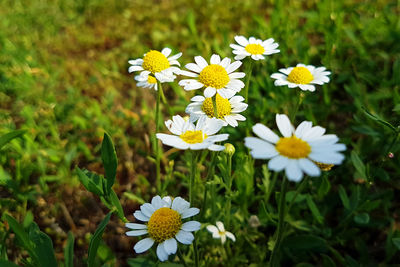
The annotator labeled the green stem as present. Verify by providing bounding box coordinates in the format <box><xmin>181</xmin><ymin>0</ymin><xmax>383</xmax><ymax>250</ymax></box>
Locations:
<box><xmin>244</xmin><ymin>60</ymin><xmax>254</xmax><ymax>103</ymax></box>
<box><xmin>201</xmin><ymin>151</ymin><xmax>217</xmax><ymax>220</ymax></box>
<box><xmin>189</xmin><ymin>151</ymin><xmax>197</xmax><ymax>205</ymax></box>
<box><xmin>265</xmin><ymin>172</ymin><xmax>278</xmax><ymax>205</ymax></box>
<box><xmin>287</xmin><ymin>176</ymin><xmax>309</xmax><ymax>214</ymax></box>
<box><xmin>269</xmin><ymin>176</ymin><xmax>288</xmax><ymax>266</ymax></box>
<box><xmin>212</xmin><ymin>95</ymin><xmax>218</xmax><ymax>118</ymax></box>
<box><xmin>225</xmin><ymin>153</ymin><xmax>233</xmax><ymax>228</ymax></box>
<box><xmin>155</xmin><ymin>81</ymin><xmax>162</xmax><ymax>193</ymax></box>
<box><xmin>193</xmin><ymin>237</ymin><xmax>199</xmax><ymax>267</ymax></box>
<box><xmin>290</xmin><ymin>90</ymin><xmax>304</xmax><ymax>121</ymax></box>
<box><xmin>159</xmin><ymin>84</ymin><xmax>173</xmax><ymax>116</ymax></box>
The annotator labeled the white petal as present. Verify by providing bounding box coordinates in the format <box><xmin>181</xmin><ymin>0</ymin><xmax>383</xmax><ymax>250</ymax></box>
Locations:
<box><xmin>229</xmin><ymin>72</ymin><xmax>246</xmax><ymax>79</ymax></box>
<box><xmin>216</xmin><ymin>221</ymin><xmax>225</xmax><ymax>232</ymax></box>
<box><xmin>210</xmin><ymin>54</ymin><xmax>221</xmax><ymax>64</ymax></box>
<box><xmin>244</xmin><ymin>137</ymin><xmax>279</xmax><ymax>159</ymax></box>
<box><xmin>204</xmin><ymin>87</ymin><xmax>216</xmax><ymax>98</ymax></box>
<box><xmin>276</xmin><ymin>114</ymin><xmax>294</xmax><ymax>137</ymax></box>
<box><xmin>194</xmin><ymin>56</ymin><xmax>208</xmax><ymax>69</ymax></box>
<box><xmin>156</xmin><ymin>243</ymin><xmax>169</xmax><ymax>262</ymax></box>
<box><xmin>295</xmin><ymin>121</ymin><xmax>313</xmax><ymax>138</ymax></box>
<box><xmin>178</xmin><ymin>70</ymin><xmax>199</xmax><ymax>78</ymax></box>
<box><xmin>156</xmin><ymin>134</ymin><xmax>189</xmax><ymax>150</ymax></box>
<box><xmin>226</xmin><ymin>61</ymin><xmax>242</xmax><ymax>74</ymax></box>
<box><xmin>298</xmin><ymin>158</ymin><xmax>321</xmax><ymax>177</ymax></box>
<box><xmin>134</xmin><ymin>211</ymin><xmax>150</xmax><ymax>222</ymax></box>
<box><xmin>168</xmin><ymin>52</ymin><xmax>182</xmax><ymax>60</ymax></box>
<box><xmin>134</xmin><ymin>238</ymin><xmax>154</xmax><ymax>253</ymax></box>
<box><xmin>151</xmin><ymin>195</ymin><xmax>163</xmax><ymax>210</ymax></box>
<box><xmin>181</xmin><ymin>208</ymin><xmax>200</xmax><ymax>219</ymax></box>
<box><xmin>206</xmin><ymin>225</ymin><xmax>219</xmax><ymax>235</ymax></box>
<box><xmin>285</xmin><ymin>160</ymin><xmax>303</xmax><ymax>182</ymax></box>
<box><xmin>181</xmin><ymin>221</ymin><xmax>201</xmax><ymax>232</ymax></box>
<box><xmin>204</xmin><ymin>118</ymin><xmax>224</xmax><ymax>135</ymax></box>
<box><xmin>225</xmin><ymin>231</ymin><xmax>236</xmax><ymax>242</ymax></box>
<box><xmin>221</xmin><ymin>234</ymin><xmax>227</xmax><ymax>244</ymax></box>
<box><xmin>172</xmin><ymin>197</ymin><xmax>190</xmax><ymax>214</ymax></box>
<box><xmin>163</xmin><ymin>238</ymin><xmax>177</xmax><ymax>255</ymax></box>
<box><xmin>208</xmin><ymin>144</ymin><xmax>226</xmax><ymax>151</ymax></box>
<box><xmin>234</xmin><ymin>36</ymin><xmax>249</xmax><ymax>46</ymax></box>
<box><xmin>308</xmin><ymin>152</ymin><xmax>345</xmax><ymax>165</ymax></box>
<box><xmin>268</xmin><ymin>155</ymin><xmax>289</xmax><ymax>171</ymax></box>
<box><xmin>125</xmin><ymin>223</ymin><xmax>147</xmax><ymax>230</ymax></box>
<box><xmin>301</xmin><ymin>126</ymin><xmax>326</xmax><ymax>141</ymax></box>
<box><xmin>185</xmin><ymin>63</ymin><xmax>202</xmax><ymax>73</ymax></box>
<box><xmin>175</xmin><ymin>230</ymin><xmax>194</xmax><ymax>245</ymax></box>
<box><xmin>220</xmin><ymin>57</ymin><xmax>231</xmax><ymax>68</ymax></box>
<box><xmin>161</xmin><ymin>47</ymin><xmax>172</xmax><ymax>57</ymax></box>
<box><xmin>140</xmin><ymin>203</ymin><xmax>155</xmax><ymax>217</ymax></box>
<box><xmin>128</xmin><ymin>65</ymin><xmax>144</xmax><ymax>73</ymax></box>
<box><xmin>162</xmin><ymin>196</ymin><xmax>172</xmax><ymax>207</ymax></box>
<box><xmin>126</xmin><ymin>230</ymin><xmax>148</xmax><ymax>236</ymax></box>
<box><xmin>217</xmin><ymin>88</ymin><xmax>236</xmax><ymax>98</ymax></box>
<box><xmin>253</xmin><ymin>123</ymin><xmax>280</xmax><ymax>143</ymax></box>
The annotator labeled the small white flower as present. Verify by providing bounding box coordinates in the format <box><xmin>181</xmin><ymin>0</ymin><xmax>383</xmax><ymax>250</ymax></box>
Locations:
<box><xmin>156</xmin><ymin>115</ymin><xmax>229</xmax><ymax>151</ymax></box>
<box><xmin>128</xmin><ymin>48</ymin><xmax>182</xmax><ymax>83</ymax></box>
<box><xmin>230</xmin><ymin>36</ymin><xmax>280</xmax><ymax>61</ymax></box>
<box><xmin>270</xmin><ymin>63</ymin><xmax>331</xmax><ymax>92</ymax></box>
<box><xmin>134</xmin><ymin>72</ymin><xmax>158</xmax><ymax>90</ymax></box>
<box><xmin>245</xmin><ymin>114</ymin><xmax>346</xmax><ymax>182</ymax></box>
<box><xmin>185</xmin><ymin>93</ymin><xmax>248</xmax><ymax>127</ymax></box>
<box><xmin>126</xmin><ymin>196</ymin><xmax>201</xmax><ymax>262</ymax></box>
<box><xmin>206</xmin><ymin>221</ymin><xmax>236</xmax><ymax>244</ymax></box>
<box><xmin>178</xmin><ymin>54</ymin><xmax>245</xmax><ymax>99</ymax></box>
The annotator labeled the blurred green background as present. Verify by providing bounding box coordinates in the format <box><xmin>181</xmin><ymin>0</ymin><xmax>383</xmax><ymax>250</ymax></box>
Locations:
<box><xmin>1</xmin><ymin>0</ymin><xmax>399</xmax><ymax>265</ymax></box>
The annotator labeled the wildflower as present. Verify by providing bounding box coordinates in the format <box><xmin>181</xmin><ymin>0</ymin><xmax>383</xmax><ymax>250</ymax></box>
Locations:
<box><xmin>126</xmin><ymin>196</ymin><xmax>200</xmax><ymax>262</ymax></box>
<box><xmin>248</xmin><ymin>215</ymin><xmax>261</xmax><ymax>228</ymax></box>
<box><xmin>128</xmin><ymin>48</ymin><xmax>182</xmax><ymax>83</ymax></box>
<box><xmin>179</xmin><ymin>54</ymin><xmax>245</xmax><ymax>99</ymax></box>
<box><xmin>185</xmin><ymin>93</ymin><xmax>247</xmax><ymax>127</ymax></box>
<box><xmin>230</xmin><ymin>36</ymin><xmax>280</xmax><ymax>61</ymax></box>
<box><xmin>224</xmin><ymin>143</ymin><xmax>235</xmax><ymax>156</ymax></box>
<box><xmin>156</xmin><ymin>115</ymin><xmax>228</xmax><ymax>151</ymax></box>
<box><xmin>245</xmin><ymin>114</ymin><xmax>346</xmax><ymax>182</ymax></box>
<box><xmin>134</xmin><ymin>72</ymin><xmax>159</xmax><ymax>90</ymax></box>
<box><xmin>270</xmin><ymin>63</ymin><xmax>331</xmax><ymax>92</ymax></box>
<box><xmin>206</xmin><ymin>221</ymin><xmax>236</xmax><ymax>244</ymax></box>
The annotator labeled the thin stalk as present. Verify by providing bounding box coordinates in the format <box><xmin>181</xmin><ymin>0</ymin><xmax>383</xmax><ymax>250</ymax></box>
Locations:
<box><xmin>177</xmin><ymin>248</ymin><xmax>188</xmax><ymax>267</ymax></box>
<box><xmin>290</xmin><ymin>90</ymin><xmax>304</xmax><ymax>121</ymax></box>
<box><xmin>269</xmin><ymin>175</ymin><xmax>288</xmax><ymax>266</ymax></box>
<box><xmin>225</xmin><ymin>153</ymin><xmax>233</xmax><ymax>228</ymax></box>
<box><xmin>212</xmin><ymin>95</ymin><xmax>218</xmax><ymax>118</ymax></box>
<box><xmin>159</xmin><ymin>84</ymin><xmax>173</xmax><ymax>116</ymax></box>
<box><xmin>287</xmin><ymin>176</ymin><xmax>309</xmax><ymax>214</ymax></box>
<box><xmin>244</xmin><ymin>59</ymin><xmax>254</xmax><ymax>103</ymax></box>
<box><xmin>201</xmin><ymin>151</ymin><xmax>218</xmax><ymax>219</ymax></box>
<box><xmin>264</xmin><ymin>172</ymin><xmax>279</xmax><ymax>205</ymax></box>
<box><xmin>189</xmin><ymin>151</ymin><xmax>197</xmax><ymax>205</ymax></box>
<box><xmin>193</xmin><ymin>237</ymin><xmax>199</xmax><ymax>267</ymax></box>
<box><xmin>155</xmin><ymin>81</ymin><xmax>162</xmax><ymax>193</ymax></box>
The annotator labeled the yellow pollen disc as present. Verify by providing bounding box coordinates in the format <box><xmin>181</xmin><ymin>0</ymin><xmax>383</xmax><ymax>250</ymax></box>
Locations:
<box><xmin>201</xmin><ymin>94</ymin><xmax>232</xmax><ymax>119</ymax></box>
<box><xmin>245</xmin><ymin>44</ymin><xmax>265</xmax><ymax>55</ymax></box>
<box><xmin>180</xmin><ymin>130</ymin><xmax>207</xmax><ymax>144</ymax></box>
<box><xmin>276</xmin><ymin>136</ymin><xmax>311</xmax><ymax>159</ymax></box>
<box><xmin>314</xmin><ymin>161</ymin><xmax>334</xmax><ymax>171</ymax></box>
<box><xmin>147</xmin><ymin>207</ymin><xmax>182</xmax><ymax>243</ymax></box>
<box><xmin>287</xmin><ymin>67</ymin><xmax>314</xmax><ymax>84</ymax></box>
<box><xmin>198</xmin><ymin>64</ymin><xmax>230</xmax><ymax>89</ymax></box>
<box><xmin>142</xmin><ymin>50</ymin><xmax>170</xmax><ymax>74</ymax></box>
<box><xmin>147</xmin><ymin>75</ymin><xmax>157</xmax><ymax>84</ymax></box>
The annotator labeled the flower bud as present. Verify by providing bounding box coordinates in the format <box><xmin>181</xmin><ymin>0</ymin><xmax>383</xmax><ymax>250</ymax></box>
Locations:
<box><xmin>224</xmin><ymin>143</ymin><xmax>235</xmax><ymax>156</ymax></box>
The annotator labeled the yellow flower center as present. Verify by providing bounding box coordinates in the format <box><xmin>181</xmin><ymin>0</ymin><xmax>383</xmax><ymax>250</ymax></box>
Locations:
<box><xmin>147</xmin><ymin>207</ymin><xmax>182</xmax><ymax>243</ymax></box>
<box><xmin>276</xmin><ymin>136</ymin><xmax>311</xmax><ymax>159</ymax></box>
<box><xmin>142</xmin><ymin>50</ymin><xmax>170</xmax><ymax>74</ymax></box>
<box><xmin>245</xmin><ymin>44</ymin><xmax>265</xmax><ymax>55</ymax></box>
<box><xmin>198</xmin><ymin>64</ymin><xmax>230</xmax><ymax>89</ymax></box>
<box><xmin>314</xmin><ymin>161</ymin><xmax>334</xmax><ymax>171</ymax></box>
<box><xmin>180</xmin><ymin>130</ymin><xmax>207</xmax><ymax>144</ymax></box>
<box><xmin>201</xmin><ymin>94</ymin><xmax>232</xmax><ymax>119</ymax></box>
<box><xmin>147</xmin><ymin>75</ymin><xmax>157</xmax><ymax>84</ymax></box>
<box><xmin>287</xmin><ymin>67</ymin><xmax>314</xmax><ymax>84</ymax></box>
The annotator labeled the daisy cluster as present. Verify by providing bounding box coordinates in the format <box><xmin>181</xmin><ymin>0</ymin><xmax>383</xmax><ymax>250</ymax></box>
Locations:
<box><xmin>126</xmin><ymin>34</ymin><xmax>346</xmax><ymax>262</ymax></box>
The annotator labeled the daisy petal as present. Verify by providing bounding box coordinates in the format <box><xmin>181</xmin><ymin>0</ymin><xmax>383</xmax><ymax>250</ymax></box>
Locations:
<box><xmin>175</xmin><ymin>230</ymin><xmax>194</xmax><ymax>245</ymax></box>
<box><xmin>181</xmin><ymin>221</ymin><xmax>201</xmax><ymax>231</ymax></box>
<box><xmin>156</xmin><ymin>243</ymin><xmax>169</xmax><ymax>262</ymax></box>
<box><xmin>276</xmin><ymin>114</ymin><xmax>294</xmax><ymax>137</ymax></box>
<box><xmin>181</xmin><ymin>207</ymin><xmax>200</xmax><ymax>218</ymax></box>
<box><xmin>126</xmin><ymin>230</ymin><xmax>148</xmax><ymax>236</ymax></box>
<box><xmin>253</xmin><ymin>123</ymin><xmax>280</xmax><ymax>143</ymax></box>
<box><xmin>163</xmin><ymin>238</ymin><xmax>177</xmax><ymax>255</ymax></box>
<box><xmin>134</xmin><ymin>238</ymin><xmax>154</xmax><ymax>253</ymax></box>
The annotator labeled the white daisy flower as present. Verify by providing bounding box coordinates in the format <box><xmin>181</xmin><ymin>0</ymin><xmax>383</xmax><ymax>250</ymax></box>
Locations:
<box><xmin>134</xmin><ymin>72</ymin><xmax>158</xmax><ymax>90</ymax></box>
<box><xmin>206</xmin><ymin>221</ymin><xmax>236</xmax><ymax>244</ymax></box>
<box><xmin>244</xmin><ymin>114</ymin><xmax>346</xmax><ymax>182</ymax></box>
<box><xmin>230</xmin><ymin>36</ymin><xmax>280</xmax><ymax>61</ymax></box>
<box><xmin>128</xmin><ymin>48</ymin><xmax>182</xmax><ymax>83</ymax></box>
<box><xmin>185</xmin><ymin>93</ymin><xmax>248</xmax><ymax>127</ymax></box>
<box><xmin>178</xmin><ymin>54</ymin><xmax>245</xmax><ymax>99</ymax></box>
<box><xmin>270</xmin><ymin>63</ymin><xmax>331</xmax><ymax>92</ymax></box>
<box><xmin>156</xmin><ymin>115</ymin><xmax>229</xmax><ymax>151</ymax></box>
<box><xmin>126</xmin><ymin>195</ymin><xmax>201</xmax><ymax>262</ymax></box>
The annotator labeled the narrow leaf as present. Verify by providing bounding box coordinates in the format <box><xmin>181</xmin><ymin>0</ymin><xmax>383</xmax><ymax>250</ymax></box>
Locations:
<box><xmin>87</xmin><ymin>212</ymin><xmax>112</xmax><ymax>267</ymax></box>
<box><xmin>0</xmin><ymin>130</ymin><xmax>26</xmax><ymax>150</ymax></box>
<box><xmin>306</xmin><ymin>195</ymin><xmax>324</xmax><ymax>224</ymax></box>
<box><xmin>350</xmin><ymin>151</ymin><xmax>367</xmax><ymax>179</ymax></box>
<box><xmin>0</xmin><ymin>260</ymin><xmax>21</xmax><ymax>267</ymax></box>
<box><xmin>338</xmin><ymin>185</ymin><xmax>350</xmax><ymax>210</ymax></box>
<box><xmin>29</xmin><ymin>225</ymin><xmax>57</xmax><ymax>267</ymax></box>
<box><xmin>76</xmin><ymin>168</ymin><xmax>104</xmax><ymax>196</ymax></box>
<box><xmin>64</xmin><ymin>232</ymin><xmax>75</xmax><ymax>267</ymax></box>
<box><xmin>109</xmin><ymin>190</ymin><xmax>126</xmax><ymax>222</ymax></box>
<box><xmin>101</xmin><ymin>133</ymin><xmax>118</xmax><ymax>194</ymax></box>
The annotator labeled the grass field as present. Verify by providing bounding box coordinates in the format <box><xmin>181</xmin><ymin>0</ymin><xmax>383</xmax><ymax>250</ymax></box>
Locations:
<box><xmin>1</xmin><ymin>0</ymin><xmax>400</xmax><ymax>266</ymax></box>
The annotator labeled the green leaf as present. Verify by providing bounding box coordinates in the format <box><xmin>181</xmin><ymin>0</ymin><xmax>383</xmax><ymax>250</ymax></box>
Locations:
<box><xmin>109</xmin><ymin>190</ymin><xmax>126</xmax><ymax>222</ymax></box>
<box><xmin>321</xmin><ymin>254</ymin><xmax>336</xmax><ymax>267</ymax></box>
<box><xmin>64</xmin><ymin>232</ymin><xmax>75</xmax><ymax>267</ymax></box>
<box><xmin>306</xmin><ymin>195</ymin><xmax>324</xmax><ymax>224</ymax></box>
<box><xmin>0</xmin><ymin>259</ymin><xmax>21</xmax><ymax>267</ymax></box>
<box><xmin>87</xmin><ymin>212</ymin><xmax>112</xmax><ymax>267</ymax></box>
<box><xmin>281</xmin><ymin>234</ymin><xmax>328</xmax><ymax>253</ymax></box>
<box><xmin>2</xmin><ymin>214</ymin><xmax>36</xmax><ymax>260</ymax></box>
<box><xmin>318</xmin><ymin>176</ymin><xmax>331</xmax><ymax>198</ymax></box>
<box><xmin>101</xmin><ymin>133</ymin><xmax>118</xmax><ymax>195</ymax></box>
<box><xmin>392</xmin><ymin>238</ymin><xmax>400</xmax><ymax>250</ymax></box>
<box><xmin>354</xmin><ymin>213</ymin><xmax>370</xmax><ymax>224</ymax></box>
<box><xmin>123</xmin><ymin>192</ymin><xmax>146</xmax><ymax>204</ymax></box>
<box><xmin>338</xmin><ymin>185</ymin><xmax>350</xmax><ymax>210</ymax></box>
<box><xmin>0</xmin><ymin>129</ymin><xmax>26</xmax><ymax>150</ymax></box>
<box><xmin>76</xmin><ymin>168</ymin><xmax>104</xmax><ymax>196</ymax></box>
<box><xmin>362</xmin><ymin>106</ymin><xmax>397</xmax><ymax>132</ymax></box>
<box><xmin>351</xmin><ymin>151</ymin><xmax>367</xmax><ymax>180</ymax></box>
<box><xmin>28</xmin><ymin>223</ymin><xmax>57</xmax><ymax>267</ymax></box>
<box><xmin>127</xmin><ymin>258</ymin><xmax>155</xmax><ymax>267</ymax></box>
